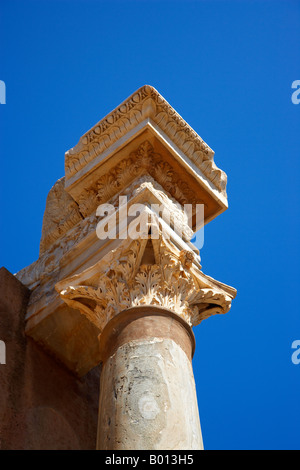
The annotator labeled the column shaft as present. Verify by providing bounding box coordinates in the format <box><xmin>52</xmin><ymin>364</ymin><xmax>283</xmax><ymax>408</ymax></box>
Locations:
<box><xmin>97</xmin><ymin>306</ymin><xmax>203</xmax><ymax>450</ymax></box>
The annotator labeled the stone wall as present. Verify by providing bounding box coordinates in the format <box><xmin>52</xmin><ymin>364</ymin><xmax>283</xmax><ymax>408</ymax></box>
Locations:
<box><xmin>0</xmin><ymin>267</ymin><xmax>100</xmax><ymax>450</ymax></box>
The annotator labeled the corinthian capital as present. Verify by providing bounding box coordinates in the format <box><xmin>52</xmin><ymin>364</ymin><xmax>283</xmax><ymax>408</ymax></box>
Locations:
<box><xmin>55</xmin><ymin>233</ymin><xmax>236</xmax><ymax>334</ymax></box>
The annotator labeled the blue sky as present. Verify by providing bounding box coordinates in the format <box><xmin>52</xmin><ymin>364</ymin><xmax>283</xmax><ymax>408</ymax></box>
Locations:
<box><xmin>0</xmin><ymin>0</ymin><xmax>299</xmax><ymax>450</ymax></box>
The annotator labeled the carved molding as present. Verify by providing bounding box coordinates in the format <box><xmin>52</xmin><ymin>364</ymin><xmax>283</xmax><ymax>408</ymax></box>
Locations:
<box><xmin>77</xmin><ymin>140</ymin><xmax>205</xmax><ymax>218</ymax></box>
<box><xmin>38</xmin><ymin>140</ymin><xmax>200</xmax><ymax>257</ymax></box>
<box><xmin>16</xmin><ymin>174</ymin><xmax>196</xmax><ymax>292</ymax></box>
<box><xmin>65</xmin><ymin>85</ymin><xmax>227</xmax><ymax>195</ymax></box>
<box><xmin>39</xmin><ymin>177</ymin><xmax>83</xmax><ymax>255</ymax></box>
<box><xmin>56</xmin><ymin>235</ymin><xmax>234</xmax><ymax>334</ymax></box>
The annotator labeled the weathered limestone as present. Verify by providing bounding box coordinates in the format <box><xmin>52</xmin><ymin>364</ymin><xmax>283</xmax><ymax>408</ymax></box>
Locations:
<box><xmin>55</xmin><ymin>234</ymin><xmax>235</xmax><ymax>333</ymax></box>
<box><xmin>16</xmin><ymin>85</ymin><xmax>236</xmax><ymax>449</ymax></box>
<box><xmin>97</xmin><ymin>307</ymin><xmax>202</xmax><ymax>450</ymax></box>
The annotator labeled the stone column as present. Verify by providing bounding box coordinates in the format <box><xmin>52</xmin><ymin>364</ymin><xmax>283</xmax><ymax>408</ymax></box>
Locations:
<box><xmin>56</xmin><ymin>235</ymin><xmax>236</xmax><ymax>450</ymax></box>
<box><xmin>18</xmin><ymin>86</ymin><xmax>237</xmax><ymax>449</ymax></box>
<box><xmin>97</xmin><ymin>306</ymin><xmax>202</xmax><ymax>450</ymax></box>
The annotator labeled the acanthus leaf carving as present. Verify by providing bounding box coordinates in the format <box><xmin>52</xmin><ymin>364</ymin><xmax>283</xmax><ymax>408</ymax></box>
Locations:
<box><xmin>56</xmin><ymin>235</ymin><xmax>234</xmax><ymax>334</ymax></box>
<box><xmin>77</xmin><ymin>140</ymin><xmax>206</xmax><ymax>219</ymax></box>
<box><xmin>40</xmin><ymin>177</ymin><xmax>83</xmax><ymax>255</ymax></box>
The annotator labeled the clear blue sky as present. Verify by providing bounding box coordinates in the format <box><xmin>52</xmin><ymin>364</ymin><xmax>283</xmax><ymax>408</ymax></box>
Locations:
<box><xmin>1</xmin><ymin>0</ymin><xmax>299</xmax><ymax>450</ymax></box>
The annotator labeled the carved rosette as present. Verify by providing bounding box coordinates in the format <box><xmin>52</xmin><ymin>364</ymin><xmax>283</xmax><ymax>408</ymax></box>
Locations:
<box><xmin>55</xmin><ymin>236</ymin><xmax>234</xmax><ymax>335</ymax></box>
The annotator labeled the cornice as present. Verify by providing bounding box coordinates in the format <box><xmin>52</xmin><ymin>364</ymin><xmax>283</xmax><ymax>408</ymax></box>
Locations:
<box><xmin>65</xmin><ymin>85</ymin><xmax>227</xmax><ymax>195</ymax></box>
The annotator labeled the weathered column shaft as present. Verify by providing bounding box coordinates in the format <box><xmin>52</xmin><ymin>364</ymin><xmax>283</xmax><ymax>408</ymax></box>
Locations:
<box><xmin>97</xmin><ymin>306</ymin><xmax>203</xmax><ymax>450</ymax></box>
